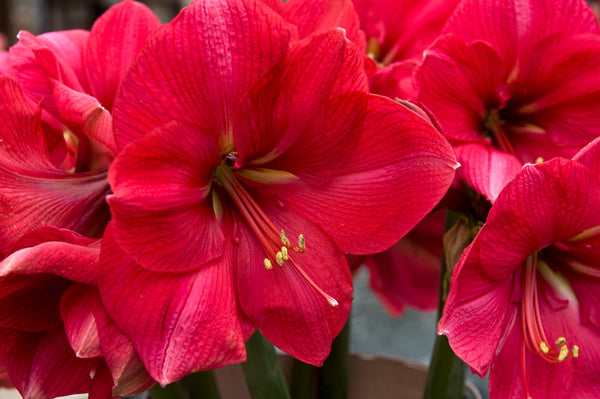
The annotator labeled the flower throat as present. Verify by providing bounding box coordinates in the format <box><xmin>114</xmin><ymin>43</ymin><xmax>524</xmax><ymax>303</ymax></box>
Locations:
<box><xmin>214</xmin><ymin>153</ymin><xmax>339</xmax><ymax>307</ymax></box>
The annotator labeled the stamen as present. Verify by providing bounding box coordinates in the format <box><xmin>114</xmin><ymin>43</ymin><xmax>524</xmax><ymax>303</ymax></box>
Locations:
<box><xmin>281</xmin><ymin>246</ymin><xmax>289</xmax><ymax>260</ymax></box>
<box><xmin>366</xmin><ymin>37</ymin><xmax>381</xmax><ymax>61</ymax></box>
<box><xmin>535</xmin><ymin>157</ymin><xmax>544</xmax><ymax>163</ymax></box>
<box><xmin>215</xmin><ymin>165</ymin><xmax>339</xmax><ymax>307</ymax></box>
<box><xmin>298</xmin><ymin>234</ymin><xmax>306</xmax><ymax>252</ymax></box>
<box><xmin>557</xmin><ymin>345</ymin><xmax>569</xmax><ymax>362</ymax></box>
<box><xmin>280</xmin><ymin>230</ymin><xmax>291</xmax><ymax>247</ymax></box>
<box><xmin>264</xmin><ymin>259</ymin><xmax>273</xmax><ymax>270</ymax></box>
<box><xmin>521</xmin><ymin>254</ymin><xmax>579</xmax><ymax>364</ymax></box>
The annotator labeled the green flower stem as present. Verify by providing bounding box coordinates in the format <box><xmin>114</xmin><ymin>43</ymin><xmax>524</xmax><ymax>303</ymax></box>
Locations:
<box><xmin>242</xmin><ymin>330</ymin><xmax>292</xmax><ymax>399</ymax></box>
<box><xmin>317</xmin><ymin>318</ymin><xmax>350</xmax><ymax>399</ymax></box>
<box><xmin>423</xmin><ymin>334</ymin><xmax>467</xmax><ymax>399</ymax></box>
<box><xmin>180</xmin><ymin>370</ymin><xmax>221</xmax><ymax>399</ymax></box>
<box><xmin>423</xmin><ymin>211</ymin><xmax>467</xmax><ymax>399</ymax></box>
<box><xmin>290</xmin><ymin>360</ymin><xmax>316</xmax><ymax>399</ymax></box>
<box><xmin>149</xmin><ymin>381</ymin><xmax>187</xmax><ymax>399</ymax></box>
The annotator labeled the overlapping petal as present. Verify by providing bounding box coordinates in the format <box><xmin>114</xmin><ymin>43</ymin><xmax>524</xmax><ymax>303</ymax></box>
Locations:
<box><xmin>272</xmin><ymin>95</ymin><xmax>457</xmax><ymax>254</ymax></box>
<box><xmin>0</xmin><ymin>77</ymin><xmax>111</xmax><ymax>254</ymax></box>
<box><xmin>416</xmin><ymin>35</ymin><xmax>506</xmax><ymax>143</ymax></box>
<box><xmin>273</xmin><ymin>0</ymin><xmax>365</xmax><ymax>52</ymax></box>
<box><xmin>108</xmin><ymin>121</ymin><xmax>224</xmax><ymax>272</ymax></box>
<box><xmin>84</xmin><ymin>0</ymin><xmax>161</xmax><ymax>111</ymax></box>
<box><xmin>235</xmin><ymin>29</ymin><xmax>368</xmax><ymax>183</ymax></box>
<box><xmin>454</xmin><ymin>143</ymin><xmax>523</xmax><ymax>202</ymax></box>
<box><xmin>113</xmin><ymin>0</ymin><xmax>297</xmax><ymax>149</ymax></box>
<box><xmin>235</xmin><ymin>200</ymin><xmax>353</xmax><ymax>365</ymax></box>
<box><xmin>0</xmin><ymin>328</ymin><xmax>103</xmax><ymax>399</ymax></box>
<box><xmin>98</xmin><ymin>226</ymin><xmax>248</xmax><ymax>384</ymax></box>
<box><xmin>443</xmin><ymin>0</ymin><xmax>599</xmax><ymax>66</ymax></box>
<box><xmin>9</xmin><ymin>30</ymin><xmax>89</xmax><ymax>113</ymax></box>
<box><xmin>477</xmin><ymin>159</ymin><xmax>600</xmax><ymax>280</ymax></box>
<box><xmin>353</xmin><ymin>0</ymin><xmax>460</xmax><ymax>63</ymax></box>
<box><xmin>59</xmin><ymin>284</ymin><xmax>103</xmax><ymax>359</ymax></box>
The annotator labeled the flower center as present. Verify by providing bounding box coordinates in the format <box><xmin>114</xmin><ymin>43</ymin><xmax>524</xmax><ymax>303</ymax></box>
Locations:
<box><xmin>520</xmin><ymin>253</ymin><xmax>579</xmax><ymax>363</ymax></box>
<box><xmin>214</xmin><ymin>156</ymin><xmax>338</xmax><ymax>307</ymax></box>
<box><xmin>482</xmin><ymin>108</ymin><xmax>518</xmax><ymax>156</ymax></box>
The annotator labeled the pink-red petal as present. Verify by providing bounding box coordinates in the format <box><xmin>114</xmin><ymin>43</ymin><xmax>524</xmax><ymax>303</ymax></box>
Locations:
<box><xmin>454</xmin><ymin>143</ymin><xmax>523</xmax><ymax>202</ymax></box>
<box><xmin>278</xmin><ymin>0</ymin><xmax>365</xmax><ymax>52</ymax></box>
<box><xmin>98</xmin><ymin>226</ymin><xmax>247</xmax><ymax>385</ymax></box>
<box><xmin>272</xmin><ymin>95</ymin><xmax>456</xmax><ymax>255</ymax></box>
<box><xmin>59</xmin><ymin>284</ymin><xmax>103</xmax><ymax>359</ymax></box>
<box><xmin>108</xmin><ymin>121</ymin><xmax>225</xmax><ymax>273</ymax></box>
<box><xmin>235</xmin><ymin>30</ymin><xmax>368</xmax><ymax>183</ymax></box>
<box><xmin>113</xmin><ymin>0</ymin><xmax>297</xmax><ymax>150</ymax></box>
<box><xmin>0</xmin><ymin>328</ymin><xmax>103</xmax><ymax>399</ymax></box>
<box><xmin>85</xmin><ymin>0</ymin><xmax>161</xmax><ymax>111</ymax></box>
<box><xmin>235</xmin><ymin>201</ymin><xmax>353</xmax><ymax>366</ymax></box>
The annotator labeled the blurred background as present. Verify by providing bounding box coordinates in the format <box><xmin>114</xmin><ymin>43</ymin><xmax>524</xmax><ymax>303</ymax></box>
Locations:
<box><xmin>0</xmin><ymin>0</ymin><xmax>192</xmax><ymax>49</ymax></box>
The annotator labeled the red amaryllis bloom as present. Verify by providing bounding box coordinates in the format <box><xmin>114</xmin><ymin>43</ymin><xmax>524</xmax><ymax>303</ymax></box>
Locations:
<box><xmin>6</xmin><ymin>0</ymin><xmax>160</xmax><ymax>171</ymax></box>
<box><xmin>0</xmin><ymin>76</ymin><xmax>110</xmax><ymax>257</ymax></box>
<box><xmin>98</xmin><ymin>0</ymin><xmax>457</xmax><ymax>384</ymax></box>
<box><xmin>416</xmin><ymin>0</ymin><xmax>600</xmax><ymax>201</ymax></box>
<box><xmin>440</xmin><ymin>147</ymin><xmax>600</xmax><ymax>398</ymax></box>
<box><xmin>0</xmin><ymin>227</ymin><xmax>154</xmax><ymax>399</ymax></box>
<box><xmin>0</xmin><ymin>1</ymin><xmax>160</xmax><ymax>254</ymax></box>
<box><xmin>353</xmin><ymin>0</ymin><xmax>460</xmax><ymax>98</ymax></box>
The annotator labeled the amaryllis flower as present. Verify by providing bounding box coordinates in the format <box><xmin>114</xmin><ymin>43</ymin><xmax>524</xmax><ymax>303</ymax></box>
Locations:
<box><xmin>352</xmin><ymin>0</ymin><xmax>460</xmax><ymax>98</ymax></box>
<box><xmin>0</xmin><ymin>76</ymin><xmax>110</xmax><ymax>257</ymax></box>
<box><xmin>7</xmin><ymin>0</ymin><xmax>160</xmax><ymax>171</ymax></box>
<box><xmin>416</xmin><ymin>0</ymin><xmax>600</xmax><ymax>201</ymax></box>
<box><xmin>0</xmin><ymin>227</ymin><xmax>154</xmax><ymax>399</ymax></box>
<box><xmin>0</xmin><ymin>1</ymin><xmax>160</xmax><ymax>255</ymax></box>
<box><xmin>98</xmin><ymin>0</ymin><xmax>457</xmax><ymax>384</ymax></box>
<box><xmin>440</xmin><ymin>145</ymin><xmax>600</xmax><ymax>398</ymax></box>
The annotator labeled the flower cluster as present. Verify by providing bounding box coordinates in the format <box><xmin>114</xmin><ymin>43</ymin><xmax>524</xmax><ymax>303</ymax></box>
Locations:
<box><xmin>0</xmin><ymin>0</ymin><xmax>457</xmax><ymax>397</ymax></box>
<box><xmin>1</xmin><ymin>0</ymin><xmax>599</xmax><ymax>398</ymax></box>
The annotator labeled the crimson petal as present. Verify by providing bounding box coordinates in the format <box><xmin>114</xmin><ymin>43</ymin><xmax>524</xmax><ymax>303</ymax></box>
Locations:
<box><xmin>84</xmin><ymin>0</ymin><xmax>161</xmax><ymax>111</ymax></box>
<box><xmin>235</xmin><ymin>201</ymin><xmax>352</xmax><ymax>366</ymax></box>
<box><xmin>108</xmin><ymin>121</ymin><xmax>224</xmax><ymax>273</ymax></box>
<box><xmin>274</xmin><ymin>95</ymin><xmax>456</xmax><ymax>254</ymax></box>
<box><xmin>98</xmin><ymin>226</ymin><xmax>247</xmax><ymax>385</ymax></box>
<box><xmin>113</xmin><ymin>0</ymin><xmax>297</xmax><ymax>150</ymax></box>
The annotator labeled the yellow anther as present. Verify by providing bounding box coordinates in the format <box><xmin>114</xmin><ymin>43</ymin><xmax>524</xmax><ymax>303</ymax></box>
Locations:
<box><xmin>276</xmin><ymin>252</ymin><xmax>284</xmax><ymax>266</ymax></box>
<box><xmin>281</xmin><ymin>246</ymin><xmax>289</xmax><ymax>260</ymax></box>
<box><xmin>327</xmin><ymin>297</ymin><xmax>339</xmax><ymax>307</ymax></box>
<box><xmin>298</xmin><ymin>234</ymin><xmax>305</xmax><ymax>252</ymax></box>
<box><xmin>572</xmin><ymin>345</ymin><xmax>579</xmax><ymax>358</ymax></box>
<box><xmin>264</xmin><ymin>258</ymin><xmax>273</xmax><ymax>270</ymax></box>
<box><xmin>280</xmin><ymin>230</ymin><xmax>291</xmax><ymax>247</ymax></box>
<box><xmin>555</xmin><ymin>337</ymin><xmax>566</xmax><ymax>345</ymax></box>
<box><xmin>539</xmin><ymin>342</ymin><xmax>549</xmax><ymax>354</ymax></box>
<box><xmin>535</xmin><ymin>157</ymin><xmax>544</xmax><ymax>163</ymax></box>
<box><xmin>557</xmin><ymin>345</ymin><xmax>569</xmax><ymax>362</ymax></box>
